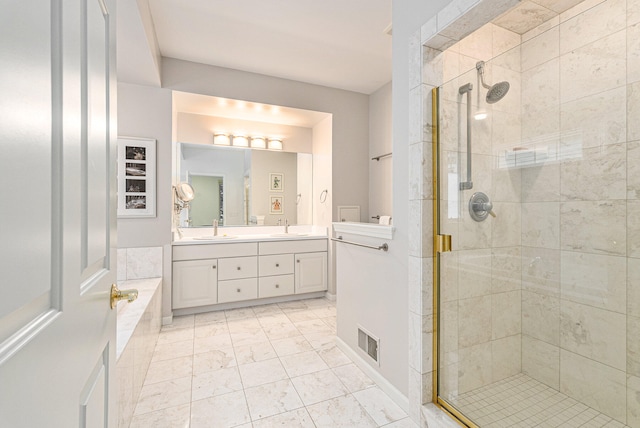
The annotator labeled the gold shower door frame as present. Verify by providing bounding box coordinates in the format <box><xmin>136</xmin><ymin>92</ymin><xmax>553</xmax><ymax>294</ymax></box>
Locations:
<box><xmin>431</xmin><ymin>87</ymin><xmax>480</xmax><ymax>428</ymax></box>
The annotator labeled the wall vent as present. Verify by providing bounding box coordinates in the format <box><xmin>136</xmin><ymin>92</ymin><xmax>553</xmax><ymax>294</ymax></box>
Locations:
<box><xmin>357</xmin><ymin>326</ymin><xmax>380</xmax><ymax>364</ymax></box>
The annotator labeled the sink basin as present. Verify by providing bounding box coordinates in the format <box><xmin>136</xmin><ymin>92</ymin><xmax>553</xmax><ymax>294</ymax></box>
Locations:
<box><xmin>270</xmin><ymin>233</ymin><xmax>309</xmax><ymax>237</ymax></box>
<box><xmin>193</xmin><ymin>235</ymin><xmax>237</xmax><ymax>240</ymax></box>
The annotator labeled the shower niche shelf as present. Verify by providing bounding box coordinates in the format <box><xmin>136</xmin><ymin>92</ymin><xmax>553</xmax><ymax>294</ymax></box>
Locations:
<box><xmin>502</xmin><ymin>147</ymin><xmax>549</xmax><ymax>169</ymax></box>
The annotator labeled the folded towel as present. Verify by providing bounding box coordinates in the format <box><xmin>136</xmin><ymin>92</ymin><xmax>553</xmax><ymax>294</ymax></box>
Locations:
<box><xmin>379</xmin><ymin>215</ymin><xmax>391</xmax><ymax>225</ymax></box>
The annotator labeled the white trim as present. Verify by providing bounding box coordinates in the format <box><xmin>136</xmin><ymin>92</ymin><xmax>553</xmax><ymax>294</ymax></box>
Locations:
<box><xmin>162</xmin><ymin>315</ymin><xmax>173</xmax><ymax>326</ymax></box>
<box><xmin>332</xmin><ymin>222</ymin><xmax>395</xmax><ymax>239</ymax></box>
<box><xmin>336</xmin><ymin>337</ymin><xmax>409</xmax><ymax>413</ymax></box>
<box><xmin>324</xmin><ymin>292</ymin><xmax>336</xmax><ymax>301</ymax></box>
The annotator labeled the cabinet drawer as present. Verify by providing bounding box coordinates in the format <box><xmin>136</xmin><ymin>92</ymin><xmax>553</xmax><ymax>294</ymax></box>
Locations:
<box><xmin>259</xmin><ymin>239</ymin><xmax>327</xmax><ymax>255</ymax></box>
<box><xmin>259</xmin><ymin>254</ymin><xmax>294</xmax><ymax>277</ymax></box>
<box><xmin>259</xmin><ymin>274</ymin><xmax>294</xmax><ymax>298</ymax></box>
<box><xmin>218</xmin><ymin>256</ymin><xmax>258</xmax><ymax>280</ymax></box>
<box><xmin>173</xmin><ymin>242</ymin><xmax>257</xmax><ymax>261</ymax></box>
<box><xmin>218</xmin><ymin>278</ymin><xmax>258</xmax><ymax>303</ymax></box>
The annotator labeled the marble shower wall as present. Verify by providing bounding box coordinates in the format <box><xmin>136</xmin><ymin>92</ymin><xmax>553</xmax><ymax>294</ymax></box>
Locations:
<box><xmin>418</xmin><ymin>0</ymin><xmax>640</xmax><ymax>426</ymax></box>
<box><xmin>431</xmin><ymin>23</ymin><xmax>524</xmax><ymax>400</ymax></box>
<box><xmin>519</xmin><ymin>0</ymin><xmax>640</xmax><ymax>424</ymax></box>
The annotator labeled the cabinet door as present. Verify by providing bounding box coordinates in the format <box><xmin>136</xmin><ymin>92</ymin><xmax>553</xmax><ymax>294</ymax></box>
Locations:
<box><xmin>294</xmin><ymin>252</ymin><xmax>328</xmax><ymax>294</ymax></box>
<box><xmin>172</xmin><ymin>259</ymin><xmax>218</xmax><ymax>309</ymax></box>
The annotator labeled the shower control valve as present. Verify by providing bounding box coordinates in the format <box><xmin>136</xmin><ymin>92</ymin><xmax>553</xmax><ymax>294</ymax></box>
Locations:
<box><xmin>469</xmin><ymin>192</ymin><xmax>496</xmax><ymax>222</ymax></box>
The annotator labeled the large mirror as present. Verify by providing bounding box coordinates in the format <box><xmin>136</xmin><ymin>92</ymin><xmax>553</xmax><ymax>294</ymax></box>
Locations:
<box><xmin>175</xmin><ymin>142</ymin><xmax>313</xmax><ymax>227</ymax></box>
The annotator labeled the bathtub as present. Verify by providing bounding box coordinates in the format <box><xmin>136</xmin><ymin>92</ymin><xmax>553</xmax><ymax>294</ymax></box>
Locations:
<box><xmin>115</xmin><ymin>278</ymin><xmax>162</xmax><ymax>428</ymax></box>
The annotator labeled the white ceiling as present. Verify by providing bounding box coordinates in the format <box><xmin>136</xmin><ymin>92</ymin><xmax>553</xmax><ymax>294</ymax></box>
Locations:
<box><xmin>173</xmin><ymin>91</ymin><xmax>331</xmax><ymax>127</ymax></box>
<box><xmin>145</xmin><ymin>0</ymin><xmax>392</xmax><ymax>95</ymax></box>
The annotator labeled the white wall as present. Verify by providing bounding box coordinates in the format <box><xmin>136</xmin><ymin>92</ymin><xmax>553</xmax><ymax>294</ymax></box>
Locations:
<box><xmin>392</xmin><ymin>0</ymin><xmax>454</xmax><ymax>420</ymax></box>
<box><xmin>313</xmin><ymin>116</ymin><xmax>334</xmax><ymax>294</ymax></box>
<box><xmin>161</xmin><ymin>58</ymin><xmax>369</xmax><ymax>222</ymax></box>
<box><xmin>117</xmin><ymin>82</ymin><xmax>173</xmax><ymax>248</ymax></box>
<box><xmin>369</xmin><ymin>81</ymin><xmax>393</xmax><ymax>222</ymax></box>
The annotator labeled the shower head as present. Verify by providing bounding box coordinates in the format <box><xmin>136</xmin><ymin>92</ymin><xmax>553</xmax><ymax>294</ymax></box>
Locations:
<box><xmin>486</xmin><ymin>81</ymin><xmax>510</xmax><ymax>104</ymax></box>
<box><xmin>476</xmin><ymin>61</ymin><xmax>510</xmax><ymax>104</ymax></box>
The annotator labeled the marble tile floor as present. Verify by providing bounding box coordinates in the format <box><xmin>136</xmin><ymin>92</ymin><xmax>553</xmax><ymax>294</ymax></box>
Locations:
<box><xmin>448</xmin><ymin>373</ymin><xmax>630</xmax><ymax>428</ymax></box>
<box><xmin>129</xmin><ymin>297</ymin><xmax>418</xmax><ymax>428</ymax></box>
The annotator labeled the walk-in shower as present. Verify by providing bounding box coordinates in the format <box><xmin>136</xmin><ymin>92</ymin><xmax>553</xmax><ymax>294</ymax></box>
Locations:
<box><xmin>430</xmin><ymin>0</ymin><xmax>639</xmax><ymax>426</ymax></box>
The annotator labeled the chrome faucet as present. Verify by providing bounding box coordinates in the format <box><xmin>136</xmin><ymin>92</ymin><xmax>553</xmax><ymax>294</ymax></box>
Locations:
<box><xmin>284</xmin><ymin>219</ymin><xmax>289</xmax><ymax>233</ymax></box>
<box><xmin>213</xmin><ymin>219</ymin><xmax>219</xmax><ymax>236</ymax></box>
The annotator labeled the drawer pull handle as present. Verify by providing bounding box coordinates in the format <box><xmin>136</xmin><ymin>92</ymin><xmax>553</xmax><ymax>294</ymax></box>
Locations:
<box><xmin>297</xmin><ymin>259</ymin><xmax>300</xmax><ymax>263</ymax></box>
<box><xmin>276</xmin><ymin>263</ymin><xmax>279</xmax><ymax>267</ymax></box>
<box><xmin>275</xmin><ymin>284</ymin><xmax>280</xmax><ymax>288</ymax></box>
<box><xmin>237</xmin><ymin>267</ymin><xmax>241</xmax><ymax>270</ymax></box>
<box><xmin>237</xmin><ymin>288</ymin><xmax>241</xmax><ymax>293</ymax></box>
<box><xmin>212</xmin><ymin>265</ymin><xmax>216</xmax><ymax>269</ymax></box>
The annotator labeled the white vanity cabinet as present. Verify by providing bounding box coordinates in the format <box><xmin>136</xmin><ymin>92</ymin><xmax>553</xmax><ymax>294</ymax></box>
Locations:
<box><xmin>295</xmin><ymin>252</ymin><xmax>328</xmax><ymax>293</ymax></box>
<box><xmin>172</xmin><ymin>259</ymin><xmax>218</xmax><ymax>309</ymax></box>
<box><xmin>172</xmin><ymin>238</ymin><xmax>328</xmax><ymax>312</ymax></box>
<box><xmin>259</xmin><ymin>239</ymin><xmax>328</xmax><ymax>295</ymax></box>
<box><xmin>217</xmin><ymin>256</ymin><xmax>258</xmax><ymax>303</ymax></box>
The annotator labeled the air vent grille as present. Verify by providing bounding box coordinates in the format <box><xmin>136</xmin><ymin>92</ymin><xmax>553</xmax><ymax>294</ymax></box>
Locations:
<box><xmin>357</xmin><ymin>326</ymin><xmax>379</xmax><ymax>364</ymax></box>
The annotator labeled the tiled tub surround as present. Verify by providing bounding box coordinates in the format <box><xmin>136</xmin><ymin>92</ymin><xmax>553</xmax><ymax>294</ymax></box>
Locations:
<box><xmin>117</xmin><ymin>246</ymin><xmax>163</xmax><ymax>281</ymax></box>
<box><xmin>408</xmin><ymin>0</ymin><xmax>640</xmax><ymax>426</ymax></box>
<box><xmin>128</xmin><ymin>298</ymin><xmax>418</xmax><ymax>428</ymax></box>
<box><xmin>116</xmin><ymin>278</ymin><xmax>162</xmax><ymax>428</ymax></box>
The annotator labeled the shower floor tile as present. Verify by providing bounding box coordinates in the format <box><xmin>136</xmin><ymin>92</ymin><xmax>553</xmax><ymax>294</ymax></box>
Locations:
<box><xmin>446</xmin><ymin>373</ymin><xmax>631</xmax><ymax>428</ymax></box>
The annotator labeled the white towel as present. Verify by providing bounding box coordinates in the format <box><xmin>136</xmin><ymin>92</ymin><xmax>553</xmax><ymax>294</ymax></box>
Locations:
<box><xmin>379</xmin><ymin>215</ymin><xmax>391</xmax><ymax>225</ymax></box>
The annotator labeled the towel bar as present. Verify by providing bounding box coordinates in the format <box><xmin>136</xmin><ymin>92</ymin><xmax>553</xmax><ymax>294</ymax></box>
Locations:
<box><xmin>371</xmin><ymin>152</ymin><xmax>392</xmax><ymax>161</ymax></box>
<box><xmin>331</xmin><ymin>235</ymin><xmax>388</xmax><ymax>252</ymax></box>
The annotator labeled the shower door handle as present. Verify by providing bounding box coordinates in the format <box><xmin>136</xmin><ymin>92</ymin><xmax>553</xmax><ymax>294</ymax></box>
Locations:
<box><xmin>435</xmin><ymin>235</ymin><xmax>452</xmax><ymax>253</ymax></box>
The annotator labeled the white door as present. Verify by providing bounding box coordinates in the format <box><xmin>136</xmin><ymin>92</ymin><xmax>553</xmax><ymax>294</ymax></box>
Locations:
<box><xmin>0</xmin><ymin>0</ymin><xmax>118</xmax><ymax>426</ymax></box>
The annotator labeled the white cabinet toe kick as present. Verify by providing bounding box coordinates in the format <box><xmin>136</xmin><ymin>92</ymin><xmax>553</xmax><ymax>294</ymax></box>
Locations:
<box><xmin>171</xmin><ymin>238</ymin><xmax>328</xmax><ymax>314</ymax></box>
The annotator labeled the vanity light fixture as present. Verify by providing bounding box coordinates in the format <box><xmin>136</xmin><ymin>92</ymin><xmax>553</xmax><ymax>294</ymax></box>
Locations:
<box><xmin>268</xmin><ymin>138</ymin><xmax>283</xmax><ymax>150</ymax></box>
<box><xmin>251</xmin><ymin>137</ymin><xmax>266</xmax><ymax>149</ymax></box>
<box><xmin>213</xmin><ymin>133</ymin><xmax>230</xmax><ymax>145</ymax></box>
<box><xmin>232</xmin><ymin>135</ymin><xmax>249</xmax><ymax>147</ymax></box>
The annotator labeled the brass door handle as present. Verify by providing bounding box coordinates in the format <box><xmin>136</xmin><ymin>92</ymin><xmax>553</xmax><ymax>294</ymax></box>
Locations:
<box><xmin>110</xmin><ymin>284</ymin><xmax>138</xmax><ymax>309</ymax></box>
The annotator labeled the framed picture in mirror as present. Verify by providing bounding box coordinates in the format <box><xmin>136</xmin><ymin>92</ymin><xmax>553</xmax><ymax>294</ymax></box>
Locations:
<box><xmin>269</xmin><ymin>173</ymin><xmax>284</xmax><ymax>192</ymax></box>
<box><xmin>117</xmin><ymin>137</ymin><xmax>156</xmax><ymax>218</ymax></box>
<box><xmin>270</xmin><ymin>195</ymin><xmax>284</xmax><ymax>214</ymax></box>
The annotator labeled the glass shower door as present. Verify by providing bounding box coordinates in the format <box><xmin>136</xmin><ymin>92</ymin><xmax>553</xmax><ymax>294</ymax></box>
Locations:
<box><xmin>434</xmin><ymin>14</ymin><xmax>635</xmax><ymax>426</ymax></box>
<box><xmin>435</xmin><ymin>49</ymin><xmax>524</xmax><ymax>427</ymax></box>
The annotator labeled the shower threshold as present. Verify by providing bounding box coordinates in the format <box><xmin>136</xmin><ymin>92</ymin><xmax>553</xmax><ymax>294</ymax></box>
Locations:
<box><xmin>445</xmin><ymin>373</ymin><xmax>630</xmax><ymax>428</ymax></box>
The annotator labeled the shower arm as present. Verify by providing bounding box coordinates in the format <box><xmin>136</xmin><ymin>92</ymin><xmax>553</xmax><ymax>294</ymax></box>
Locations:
<box><xmin>476</xmin><ymin>61</ymin><xmax>492</xmax><ymax>90</ymax></box>
<box><xmin>459</xmin><ymin>83</ymin><xmax>473</xmax><ymax>190</ymax></box>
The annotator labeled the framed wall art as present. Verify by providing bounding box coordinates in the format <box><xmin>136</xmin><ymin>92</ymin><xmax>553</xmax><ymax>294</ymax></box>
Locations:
<box><xmin>270</xmin><ymin>195</ymin><xmax>284</xmax><ymax>214</ymax></box>
<box><xmin>117</xmin><ymin>137</ymin><xmax>156</xmax><ymax>218</ymax></box>
<box><xmin>269</xmin><ymin>172</ymin><xmax>284</xmax><ymax>192</ymax></box>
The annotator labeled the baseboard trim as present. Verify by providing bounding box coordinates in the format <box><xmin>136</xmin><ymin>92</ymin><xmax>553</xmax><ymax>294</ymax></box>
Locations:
<box><xmin>162</xmin><ymin>315</ymin><xmax>173</xmax><ymax>326</ymax></box>
<box><xmin>335</xmin><ymin>337</ymin><xmax>409</xmax><ymax>413</ymax></box>
<box><xmin>325</xmin><ymin>292</ymin><xmax>336</xmax><ymax>301</ymax></box>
